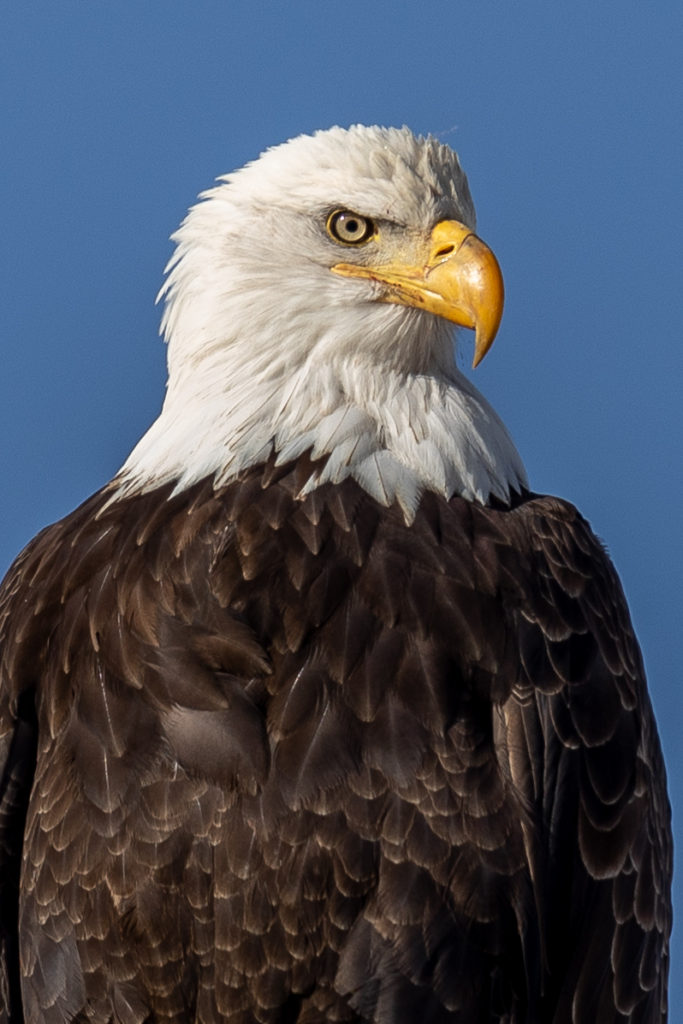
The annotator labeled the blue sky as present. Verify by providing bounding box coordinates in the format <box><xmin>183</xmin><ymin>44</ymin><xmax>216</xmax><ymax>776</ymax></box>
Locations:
<box><xmin>2</xmin><ymin>0</ymin><xmax>681</xmax><ymax>1003</ymax></box>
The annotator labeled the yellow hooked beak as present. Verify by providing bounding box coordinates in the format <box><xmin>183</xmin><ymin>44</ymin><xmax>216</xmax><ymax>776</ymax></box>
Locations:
<box><xmin>331</xmin><ymin>219</ymin><xmax>504</xmax><ymax>367</ymax></box>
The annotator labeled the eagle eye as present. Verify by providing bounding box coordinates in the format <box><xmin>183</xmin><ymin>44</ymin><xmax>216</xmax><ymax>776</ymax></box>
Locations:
<box><xmin>326</xmin><ymin>210</ymin><xmax>375</xmax><ymax>246</ymax></box>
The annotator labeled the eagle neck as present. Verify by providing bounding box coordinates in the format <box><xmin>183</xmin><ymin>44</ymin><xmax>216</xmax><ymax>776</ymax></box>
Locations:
<box><xmin>114</xmin><ymin>348</ymin><xmax>527</xmax><ymax>523</ymax></box>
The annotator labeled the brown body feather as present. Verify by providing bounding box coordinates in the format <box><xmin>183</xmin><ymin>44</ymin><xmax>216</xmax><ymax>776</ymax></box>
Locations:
<box><xmin>0</xmin><ymin>457</ymin><xmax>671</xmax><ymax>1022</ymax></box>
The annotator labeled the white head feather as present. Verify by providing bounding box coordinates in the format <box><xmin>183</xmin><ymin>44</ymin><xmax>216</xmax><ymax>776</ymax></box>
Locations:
<box><xmin>115</xmin><ymin>125</ymin><xmax>527</xmax><ymax>521</ymax></box>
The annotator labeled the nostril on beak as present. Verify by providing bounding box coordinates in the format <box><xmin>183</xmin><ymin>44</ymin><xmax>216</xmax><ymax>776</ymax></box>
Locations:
<box><xmin>433</xmin><ymin>244</ymin><xmax>455</xmax><ymax>260</ymax></box>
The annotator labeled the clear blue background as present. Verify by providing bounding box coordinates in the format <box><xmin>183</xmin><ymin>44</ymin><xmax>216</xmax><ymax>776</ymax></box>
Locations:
<box><xmin>2</xmin><ymin>0</ymin><xmax>681</xmax><ymax>1006</ymax></box>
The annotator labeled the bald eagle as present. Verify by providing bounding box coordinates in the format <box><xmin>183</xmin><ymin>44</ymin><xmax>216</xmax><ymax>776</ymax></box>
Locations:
<box><xmin>0</xmin><ymin>126</ymin><xmax>671</xmax><ymax>1023</ymax></box>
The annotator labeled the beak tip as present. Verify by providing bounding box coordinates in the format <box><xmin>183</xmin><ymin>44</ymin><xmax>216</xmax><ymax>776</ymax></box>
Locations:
<box><xmin>471</xmin><ymin>326</ymin><xmax>496</xmax><ymax>369</ymax></box>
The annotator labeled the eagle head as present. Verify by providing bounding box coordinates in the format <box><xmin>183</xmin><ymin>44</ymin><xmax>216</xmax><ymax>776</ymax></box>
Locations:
<box><xmin>117</xmin><ymin>125</ymin><xmax>526</xmax><ymax>519</ymax></box>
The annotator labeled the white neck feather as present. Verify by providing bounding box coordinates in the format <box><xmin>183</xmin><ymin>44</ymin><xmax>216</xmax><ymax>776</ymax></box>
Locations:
<box><xmin>115</xmin><ymin>312</ymin><xmax>527</xmax><ymax>523</ymax></box>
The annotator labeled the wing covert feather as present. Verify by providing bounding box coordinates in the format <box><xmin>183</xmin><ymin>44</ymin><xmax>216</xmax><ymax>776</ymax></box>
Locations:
<box><xmin>497</xmin><ymin>497</ymin><xmax>671</xmax><ymax>1022</ymax></box>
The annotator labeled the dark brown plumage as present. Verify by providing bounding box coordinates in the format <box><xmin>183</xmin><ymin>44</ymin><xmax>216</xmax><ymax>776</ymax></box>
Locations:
<box><xmin>0</xmin><ymin>455</ymin><xmax>671</xmax><ymax>1022</ymax></box>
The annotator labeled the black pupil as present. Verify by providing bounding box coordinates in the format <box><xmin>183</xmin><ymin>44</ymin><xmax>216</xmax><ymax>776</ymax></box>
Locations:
<box><xmin>345</xmin><ymin>218</ymin><xmax>359</xmax><ymax>235</ymax></box>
